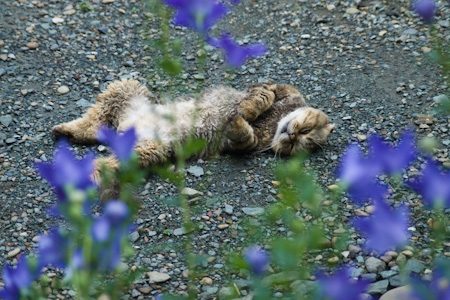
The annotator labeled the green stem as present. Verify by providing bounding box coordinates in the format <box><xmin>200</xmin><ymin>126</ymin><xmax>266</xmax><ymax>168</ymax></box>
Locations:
<box><xmin>175</xmin><ymin>144</ymin><xmax>197</xmax><ymax>300</ymax></box>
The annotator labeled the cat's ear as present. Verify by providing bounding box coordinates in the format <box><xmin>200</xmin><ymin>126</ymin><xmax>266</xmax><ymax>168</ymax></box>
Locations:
<box><xmin>326</xmin><ymin>123</ymin><xmax>335</xmax><ymax>133</ymax></box>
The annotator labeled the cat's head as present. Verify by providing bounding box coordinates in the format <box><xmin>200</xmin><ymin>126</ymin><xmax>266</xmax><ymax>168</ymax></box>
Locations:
<box><xmin>271</xmin><ymin>107</ymin><xmax>335</xmax><ymax>156</ymax></box>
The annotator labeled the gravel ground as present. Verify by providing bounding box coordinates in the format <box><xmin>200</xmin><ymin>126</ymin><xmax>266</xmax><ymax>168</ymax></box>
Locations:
<box><xmin>1</xmin><ymin>0</ymin><xmax>450</xmax><ymax>299</ymax></box>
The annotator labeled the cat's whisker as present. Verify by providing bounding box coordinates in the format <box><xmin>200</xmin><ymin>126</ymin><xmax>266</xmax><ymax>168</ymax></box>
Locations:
<box><xmin>308</xmin><ymin>136</ymin><xmax>324</xmax><ymax>151</ymax></box>
<box><xmin>256</xmin><ymin>145</ymin><xmax>273</xmax><ymax>153</ymax></box>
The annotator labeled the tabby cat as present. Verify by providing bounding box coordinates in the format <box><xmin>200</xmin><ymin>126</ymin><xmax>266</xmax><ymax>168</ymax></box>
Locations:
<box><xmin>52</xmin><ymin>79</ymin><xmax>334</xmax><ymax>181</ymax></box>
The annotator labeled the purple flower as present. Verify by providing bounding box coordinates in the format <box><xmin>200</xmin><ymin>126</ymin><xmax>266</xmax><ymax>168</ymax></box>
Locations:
<box><xmin>208</xmin><ymin>33</ymin><xmax>267</xmax><ymax>67</ymax></box>
<box><xmin>414</xmin><ymin>0</ymin><xmax>436</xmax><ymax>23</ymax></box>
<box><xmin>408</xmin><ymin>160</ymin><xmax>450</xmax><ymax>208</ymax></box>
<box><xmin>411</xmin><ymin>264</ymin><xmax>450</xmax><ymax>300</ymax></box>
<box><xmin>65</xmin><ymin>248</ymin><xmax>85</xmax><ymax>279</ymax></box>
<box><xmin>368</xmin><ymin>129</ymin><xmax>416</xmax><ymax>175</ymax></box>
<box><xmin>353</xmin><ymin>200</ymin><xmax>410</xmax><ymax>253</ymax></box>
<box><xmin>97</xmin><ymin>126</ymin><xmax>137</xmax><ymax>162</ymax></box>
<box><xmin>38</xmin><ymin>228</ymin><xmax>68</xmax><ymax>268</ymax></box>
<box><xmin>92</xmin><ymin>216</ymin><xmax>111</xmax><ymax>242</ymax></box>
<box><xmin>338</xmin><ymin>144</ymin><xmax>388</xmax><ymax>203</ymax></box>
<box><xmin>0</xmin><ymin>258</ymin><xmax>37</xmax><ymax>300</ymax></box>
<box><xmin>104</xmin><ymin>200</ymin><xmax>130</xmax><ymax>225</ymax></box>
<box><xmin>163</xmin><ymin>0</ymin><xmax>229</xmax><ymax>34</ymax></box>
<box><xmin>36</xmin><ymin>139</ymin><xmax>95</xmax><ymax>200</ymax></box>
<box><xmin>244</xmin><ymin>246</ymin><xmax>270</xmax><ymax>275</ymax></box>
<box><xmin>315</xmin><ymin>268</ymin><xmax>369</xmax><ymax>300</ymax></box>
<box><xmin>98</xmin><ymin>238</ymin><xmax>122</xmax><ymax>270</ymax></box>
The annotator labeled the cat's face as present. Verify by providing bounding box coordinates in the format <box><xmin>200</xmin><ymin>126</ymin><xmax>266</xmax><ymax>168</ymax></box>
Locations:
<box><xmin>271</xmin><ymin>107</ymin><xmax>335</xmax><ymax>156</ymax></box>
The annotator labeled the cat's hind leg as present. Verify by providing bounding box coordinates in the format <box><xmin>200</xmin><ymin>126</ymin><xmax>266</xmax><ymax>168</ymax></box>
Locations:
<box><xmin>52</xmin><ymin>104</ymin><xmax>103</xmax><ymax>144</ymax></box>
<box><xmin>239</xmin><ymin>84</ymin><xmax>276</xmax><ymax>122</ymax></box>
<box><xmin>224</xmin><ymin>116</ymin><xmax>259</xmax><ymax>152</ymax></box>
<box><xmin>52</xmin><ymin>79</ymin><xmax>155</xmax><ymax>143</ymax></box>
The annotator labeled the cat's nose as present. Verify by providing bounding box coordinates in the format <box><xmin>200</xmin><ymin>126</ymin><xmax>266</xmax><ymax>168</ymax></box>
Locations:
<box><xmin>289</xmin><ymin>133</ymin><xmax>296</xmax><ymax>140</ymax></box>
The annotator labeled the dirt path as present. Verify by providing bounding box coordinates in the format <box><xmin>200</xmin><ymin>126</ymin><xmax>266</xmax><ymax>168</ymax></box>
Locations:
<box><xmin>0</xmin><ymin>0</ymin><xmax>449</xmax><ymax>298</ymax></box>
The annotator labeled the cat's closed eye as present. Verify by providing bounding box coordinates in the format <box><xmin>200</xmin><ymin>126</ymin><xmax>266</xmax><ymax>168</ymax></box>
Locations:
<box><xmin>299</xmin><ymin>129</ymin><xmax>311</xmax><ymax>135</ymax></box>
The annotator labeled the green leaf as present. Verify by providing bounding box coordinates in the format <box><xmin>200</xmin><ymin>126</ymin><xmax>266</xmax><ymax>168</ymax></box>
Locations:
<box><xmin>159</xmin><ymin>57</ymin><xmax>182</xmax><ymax>76</ymax></box>
<box><xmin>228</xmin><ymin>254</ymin><xmax>248</xmax><ymax>271</ymax></box>
<box><xmin>172</xmin><ymin>39</ymin><xmax>183</xmax><ymax>55</ymax></box>
<box><xmin>178</xmin><ymin>138</ymin><xmax>207</xmax><ymax>159</ymax></box>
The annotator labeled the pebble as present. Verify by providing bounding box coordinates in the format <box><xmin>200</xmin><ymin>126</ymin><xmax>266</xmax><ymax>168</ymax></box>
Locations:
<box><xmin>389</xmin><ymin>274</ymin><xmax>408</xmax><ymax>287</ymax></box>
<box><xmin>26</xmin><ymin>41</ymin><xmax>39</xmax><ymax>50</ymax></box>
<box><xmin>346</xmin><ymin>7</ymin><xmax>360</xmax><ymax>14</ymax></box>
<box><xmin>187</xmin><ymin>165</ymin><xmax>204</xmax><ymax>177</ymax></box>
<box><xmin>7</xmin><ymin>248</ymin><xmax>21</xmax><ymax>258</ymax></box>
<box><xmin>201</xmin><ymin>277</ymin><xmax>213</xmax><ymax>285</ymax></box>
<box><xmin>0</xmin><ymin>0</ymin><xmax>446</xmax><ymax>298</ymax></box>
<box><xmin>348</xmin><ymin>245</ymin><xmax>362</xmax><ymax>256</ymax></box>
<box><xmin>355</xmin><ymin>134</ymin><xmax>367</xmax><ymax>142</ymax></box>
<box><xmin>57</xmin><ymin>86</ymin><xmax>70</xmax><ymax>95</ymax></box>
<box><xmin>173</xmin><ymin>227</ymin><xmax>186</xmax><ymax>236</ymax></box>
<box><xmin>405</xmin><ymin>259</ymin><xmax>425</xmax><ymax>274</ymax></box>
<box><xmin>131</xmin><ymin>289</ymin><xmax>141</xmax><ymax>297</ymax></box>
<box><xmin>365</xmin><ymin>257</ymin><xmax>386</xmax><ymax>273</ymax></box>
<box><xmin>128</xmin><ymin>231</ymin><xmax>140</xmax><ymax>243</ymax></box>
<box><xmin>367</xmin><ymin>280</ymin><xmax>389</xmax><ymax>295</ymax></box>
<box><xmin>76</xmin><ymin>99</ymin><xmax>91</xmax><ymax>108</ymax></box>
<box><xmin>181</xmin><ymin>187</ymin><xmax>203</xmax><ymax>197</ymax></box>
<box><xmin>361</xmin><ymin>273</ymin><xmax>377</xmax><ymax>282</ymax></box>
<box><xmin>379</xmin><ymin>286</ymin><xmax>418</xmax><ymax>300</ymax></box>
<box><xmin>51</xmin><ymin>17</ymin><xmax>65</xmax><ymax>24</ymax></box>
<box><xmin>242</xmin><ymin>207</ymin><xmax>264</xmax><ymax>216</ymax></box>
<box><xmin>327</xmin><ymin>256</ymin><xmax>339</xmax><ymax>263</ymax></box>
<box><xmin>147</xmin><ymin>271</ymin><xmax>171</xmax><ymax>283</ymax></box>
<box><xmin>327</xmin><ymin>184</ymin><xmax>339</xmax><ymax>191</ymax></box>
<box><xmin>380</xmin><ymin>270</ymin><xmax>397</xmax><ymax>279</ymax></box>
<box><xmin>0</xmin><ymin>115</ymin><xmax>12</xmax><ymax>127</ymax></box>
<box><xmin>224</xmin><ymin>204</ymin><xmax>234</xmax><ymax>214</ymax></box>
<box><xmin>138</xmin><ymin>286</ymin><xmax>151</xmax><ymax>294</ymax></box>
<box><xmin>401</xmin><ymin>250</ymin><xmax>413</xmax><ymax>258</ymax></box>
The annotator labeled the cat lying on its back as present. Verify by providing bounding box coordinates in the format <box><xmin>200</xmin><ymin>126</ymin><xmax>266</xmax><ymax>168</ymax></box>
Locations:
<box><xmin>52</xmin><ymin>79</ymin><xmax>334</xmax><ymax>181</ymax></box>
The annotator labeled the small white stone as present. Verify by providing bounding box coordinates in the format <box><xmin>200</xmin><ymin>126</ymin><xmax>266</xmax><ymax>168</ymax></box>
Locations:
<box><xmin>355</xmin><ymin>134</ymin><xmax>367</xmax><ymax>142</ymax></box>
<box><xmin>63</xmin><ymin>9</ymin><xmax>76</xmax><ymax>15</ymax></box>
<box><xmin>26</xmin><ymin>41</ymin><xmax>39</xmax><ymax>49</ymax></box>
<box><xmin>57</xmin><ymin>86</ymin><xmax>70</xmax><ymax>95</ymax></box>
<box><xmin>346</xmin><ymin>7</ymin><xmax>360</xmax><ymax>14</ymax></box>
<box><xmin>52</xmin><ymin>17</ymin><xmax>65</xmax><ymax>24</ymax></box>
<box><xmin>147</xmin><ymin>271</ymin><xmax>171</xmax><ymax>283</ymax></box>
<box><xmin>422</xmin><ymin>47</ymin><xmax>432</xmax><ymax>53</ymax></box>
<box><xmin>7</xmin><ymin>248</ymin><xmax>21</xmax><ymax>258</ymax></box>
<box><xmin>181</xmin><ymin>187</ymin><xmax>203</xmax><ymax>198</ymax></box>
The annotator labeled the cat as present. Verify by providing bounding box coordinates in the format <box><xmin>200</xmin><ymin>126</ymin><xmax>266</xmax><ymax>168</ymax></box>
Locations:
<box><xmin>52</xmin><ymin>79</ymin><xmax>335</xmax><ymax>182</ymax></box>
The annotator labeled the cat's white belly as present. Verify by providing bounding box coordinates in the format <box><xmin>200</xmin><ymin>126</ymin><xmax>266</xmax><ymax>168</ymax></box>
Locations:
<box><xmin>117</xmin><ymin>95</ymin><xmax>197</xmax><ymax>144</ymax></box>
